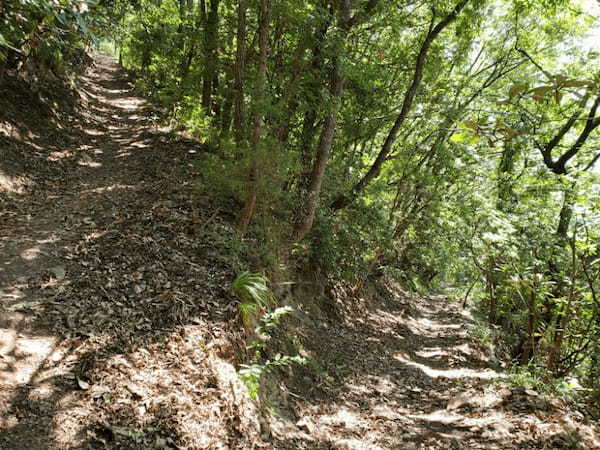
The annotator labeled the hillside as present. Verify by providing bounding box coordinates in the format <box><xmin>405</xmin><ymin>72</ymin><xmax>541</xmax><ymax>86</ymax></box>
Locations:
<box><xmin>1</xmin><ymin>53</ymin><xmax>599</xmax><ymax>450</ymax></box>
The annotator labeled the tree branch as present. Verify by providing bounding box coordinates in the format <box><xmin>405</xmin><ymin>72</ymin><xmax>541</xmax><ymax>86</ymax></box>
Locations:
<box><xmin>331</xmin><ymin>0</ymin><xmax>471</xmax><ymax>211</ymax></box>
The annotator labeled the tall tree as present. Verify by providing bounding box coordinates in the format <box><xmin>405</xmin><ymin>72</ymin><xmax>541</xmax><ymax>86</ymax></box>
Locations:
<box><xmin>238</xmin><ymin>0</ymin><xmax>272</xmax><ymax>234</ymax></box>
<box><xmin>331</xmin><ymin>0</ymin><xmax>472</xmax><ymax>211</ymax></box>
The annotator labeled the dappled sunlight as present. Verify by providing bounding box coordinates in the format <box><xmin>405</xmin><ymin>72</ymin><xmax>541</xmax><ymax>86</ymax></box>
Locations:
<box><xmin>111</xmin><ymin>98</ymin><xmax>146</xmax><ymax>110</ymax></box>
<box><xmin>0</xmin><ymin>286</ymin><xmax>26</xmax><ymax>302</ymax></box>
<box><xmin>83</xmin><ymin>128</ymin><xmax>104</xmax><ymax>136</ymax></box>
<box><xmin>393</xmin><ymin>351</ymin><xmax>502</xmax><ymax>380</ymax></box>
<box><xmin>20</xmin><ymin>246</ymin><xmax>43</xmax><ymax>260</ymax></box>
<box><xmin>81</xmin><ymin>183</ymin><xmax>137</xmax><ymax>194</ymax></box>
<box><xmin>51</xmin><ymin>392</ymin><xmax>95</xmax><ymax>447</ymax></box>
<box><xmin>0</xmin><ymin>170</ymin><xmax>27</xmax><ymax>194</ymax></box>
<box><xmin>0</xmin><ymin>332</ymin><xmax>57</xmax><ymax>385</ymax></box>
<box><xmin>130</xmin><ymin>140</ymin><xmax>149</xmax><ymax>148</ymax></box>
<box><xmin>77</xmin><ymin>158</ymin><xmax>102</xmax><ymax>168</ymax></box>
<box><xmin>27</xmin><ymin>382</ymin><xmax>57</xmax><ymax>401</ymax></box>
<box><xmin>415</xmin><ymin>343</ymin><xmax>474</xmax><ymax>359</ymax></box>
<box><xmin>407</xmin><ymin>408</ymin><xmax>509</xmax><ymax>436</ymax></box>
<box><xmin>48</xmin><ymin>150</ymin><xmax>75</xmax><ymax>161</ymax></box>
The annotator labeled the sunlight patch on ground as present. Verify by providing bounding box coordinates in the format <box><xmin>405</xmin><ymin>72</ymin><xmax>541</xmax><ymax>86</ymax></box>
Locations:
<box><xmin>0</xmin><ymin>286</ymin><xmax>26</xmax><ymax>302</ymax></box>
<box><xmin>130</xmin><ymin>140</ymin><xmax>149</xmax><ymax>148</ymax></box>
<box><xmin>77</xmin><ymin>158</ymin><xmax>102</xmax><ymax>168</ymax></box>
<box><xmin>21</xmin><ymin>246</ymin><xmax>43</xmax><ymax>260</ymax></box>
<box><xmin>81</xmin><ymin>184</ymin><xmax>137</xmax><ymax>194</ymax></box>
<box><xmin>407</xmin><ymin>409</ymin><xmax>514</xmax><ymax>440</ymax></box>
<box><xmin>0</xmin><ymin>171</ymin><xmax>27</xmax><ymax>194</ymax></box>
<box><xmin>52</xmin><ymin>396</ymin><xmax>94</xmax><ymax>449</ymax></box>
<box><xmin>414</xmin><ymin>347</ymin><xmax>447</xmax><ymax>358</ymax></box>
<box><xmin>415</xmin><ymin>317</ymin><xmax>462</xmax><ymax>330</ymax></box>
<box><xmin>27</xmin><ymin>382</ymin><xmax>56</xmax><ymax>401</ymax></box>
<box><xmin>0</xmin><ymin>333</ymin><xmax>56</xmax><ymax>385</ymax></box>
<box><xmin>111</xmin><ymin>98</ymin><xmax>145</xmax><ymax>110</ymax></box>
<box><xmin>334</xmin><ymin>438</ymin><xmax>385</xmax><ymax>450</ymax></box>
<box><xmin>393</xmin><ymin>352</ymin><xmax>502</xmax><ymax>379</ymax></box>
<box><xmin>408</xmin><ymin>408</ymin><xmax>507</xmax><ymax>429</ymax></box>
<box><xmin>415</xmin><ymin>343</ymin><xmax>474</xmax><ymax>359</ymax></box>
<box><xmin>48</xmin><ymin>150</ymin><xmax>74</xmax><ymax>161</ymax></box>
<box><xmin>83</xmin><ymin>128</ymin><xmax>104</xmax><ymax>136</ymax></box>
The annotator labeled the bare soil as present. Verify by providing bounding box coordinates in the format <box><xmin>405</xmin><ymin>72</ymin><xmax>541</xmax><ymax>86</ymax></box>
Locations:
<box><xmin>1</xmin><ymin>53</ymin><xmax>599</xmax><ymax>450</ymax></box>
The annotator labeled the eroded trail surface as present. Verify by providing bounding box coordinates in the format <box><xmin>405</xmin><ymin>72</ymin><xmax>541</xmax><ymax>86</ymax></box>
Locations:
<box><xmin>1</xmin><ymin>54</ymin><xmax>599</xmax><ymax>450</ymax></box>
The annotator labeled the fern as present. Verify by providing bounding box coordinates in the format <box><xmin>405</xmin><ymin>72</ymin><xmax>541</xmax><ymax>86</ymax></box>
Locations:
<box><xmin>231</xmin><ymin>271</ymin><xmax>275</xmax><ymax>327</ymax></box>
<box><xmin>231</xmin><ymin>271</ymin><xmax>274</xmax><ymax>307</ymax></box>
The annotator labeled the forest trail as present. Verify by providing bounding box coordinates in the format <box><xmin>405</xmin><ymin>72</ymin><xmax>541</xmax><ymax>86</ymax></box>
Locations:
<box><xmin>269</xmin><ymin>287</ymin><xmax>600</xmax><ymax>449</ymax></box>
<box><xmin>1</xmin><ymin>54</ymin><xmax>599</xmax><ymax>449</ymax></box>
<box><xmin>0</xmin><ymin>52</ymin><xmax>161</xmax><ymax>448</ymax></box>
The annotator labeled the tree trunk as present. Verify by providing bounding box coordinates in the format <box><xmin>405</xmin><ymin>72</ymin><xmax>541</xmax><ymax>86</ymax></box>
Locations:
<box><xmin>201</xmin><ymin>0</ymin><xmax>220</xmax><ymax>112</ymax></box>
<box><xmin>238</xmin><ymin>0</ymin><xmax>272</xmax><ymax>234</ymax></box>
<box><xmin>293</xmin><ymin>0</ymin><xmax>351</xmax><ymax>242</ymax></box>
<box><xmin>293</xmin><ymin>54</ymin><xmax>343</xmax><ymax>242</ymax></box>
<box><xmin>232</xmin><ymin>0</ymin><xmax>248</xmax><ymax>145</ymax></box>
<box><xmin>497</xmin><ymin>142</ymin><xmax>518</xmax><ymax>212</ymax></box>
<box><xmin>297</xmin><ymin>8</ymin><xmax>332</xmax><ymax>173</ymax></box>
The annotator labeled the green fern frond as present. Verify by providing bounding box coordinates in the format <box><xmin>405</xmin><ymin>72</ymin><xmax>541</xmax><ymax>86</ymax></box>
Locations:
<box><xmin>231</xmin><ymin>271</ymin><xmax>274</xmax><ymax>308</ymax></box>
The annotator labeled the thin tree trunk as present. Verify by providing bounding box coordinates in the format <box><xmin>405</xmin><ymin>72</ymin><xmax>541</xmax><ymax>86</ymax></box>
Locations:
<box><xmin>293</xmin><ymin>0</ymin><xmax>383</xmax><ymax>241</ymax></box>
<box><xmin>293</xmin><ymin>54</ymin><xmax>343</xmax><ymax>242</ymax></box>
<box><xmin>232</xmin><ymin>0</ymin><xmax>248</xmax><ymax>145</ymax></box>
<box><xmin>293</xmin><ymin>0</ymin><xmax>351</xmax><ymax>242</ymax></box>
<box><xmin>497</xmin><ymin>142</ymin><xmax>518</xmax><ymax>212</ymax></box>
<box><xmin>238</xmin><ymin>0</ymin><xmax>272</xmax><ymax>234</ymax></box>
<box><xmin>201</xmin><ymin>0</ymin><xmax>220</xmax><ymax>112</ymax></box>
<box><xmin>297</xmin><ymin>7</ymin><xmax>332</xmax><ymax>172</ymax></box>
<box><xmin>330</xmin><ymin>0</ymin><xmax>470</xmax><ymax>211</ymax></box>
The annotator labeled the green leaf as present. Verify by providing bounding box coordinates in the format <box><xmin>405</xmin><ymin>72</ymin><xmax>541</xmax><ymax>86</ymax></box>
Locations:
<box><xmin>0</xmin><ymin>33</ymin><xmax>20</xmax><ymax>52</ymax></box>
<box><xmin>450</xmin><ymin>132</ymin><xmax>480</xmax><ymax>144</ymax></box>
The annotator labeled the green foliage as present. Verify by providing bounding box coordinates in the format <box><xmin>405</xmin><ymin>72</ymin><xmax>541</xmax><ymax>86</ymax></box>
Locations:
<box><xmin>238</xmin><ymin>306</ymin><xmax>307</xmax><ymax>399</ymax></box>
<box><xmin>0</xmin><ymin>0</ymin><xmax>98</xmax><ymax>72</ymax></box>
<box><xmin>174</xmin><ymin>97</ymin><xmax>212</xmax><ymax>140</ymax></box>
<box><xmin>231</xmin><ymin>271</ymin><xmax>274</xmax><ymax>328</ymax></box>
<box><xmin>238</xmin><ymin>353</ymin><xmax>307</xmax><ymax>400</ymax></box>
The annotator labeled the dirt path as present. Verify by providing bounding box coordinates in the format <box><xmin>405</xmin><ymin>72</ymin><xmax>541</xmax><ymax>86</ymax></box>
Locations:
<box><xmin>267</xmin><ymin>285</ymin><xmax>600</xmax><ymax>449</ymax></box>
<box><xmin>0</xmin><ymin>53</ymin><xmax>257</xmax><ymax>450</ymax></box>
<box><xmin>1</xmin><ymin>54</ymin><xmax>599</xmax><ymax>450</ymax></box>
<box><xmin>0</xmin><ymin>53</ymin><xmax>168</xmax><ymax>448</ymax></box>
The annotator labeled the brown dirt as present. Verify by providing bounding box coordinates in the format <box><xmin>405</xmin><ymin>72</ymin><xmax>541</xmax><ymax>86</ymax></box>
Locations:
<box><xmin>1</xmin><ymin>53</ymin><xmax>261</xmax><ymax>450</ymax></box>
<box><xmin>1</xmin><ymin>53</ymin><xmax>599</xmax><ymax>450</ymax></box>
<box><xmin>264</xmin><ymin>281</ymin><xmax>600</xmax><ymax>449</ymax></box>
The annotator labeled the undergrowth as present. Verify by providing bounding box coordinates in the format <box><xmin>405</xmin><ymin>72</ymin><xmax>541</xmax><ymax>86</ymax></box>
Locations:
<box><xmin>231</xmin><ymin>272</ymin><xmax>307</xmax><ymax>399</ymax></box>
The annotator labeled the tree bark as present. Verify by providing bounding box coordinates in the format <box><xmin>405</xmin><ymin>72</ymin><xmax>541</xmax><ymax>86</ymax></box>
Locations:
<box><xmin>201</xmin><ymin>0</ymin><xmax>220</xmax><ymax>112</ymax></box>
<box><xmin>292</xmin><ymin>0</ymin><xmax>353</xmax><ymax>242</ymax></box>
<box><xmin>232</xmin><ymin>0</ymin><xmax>248</xmax><ymax>145</ymax></box>
<box><xmin>238</xmin><ymin>0</ymin><xmax>272</xmax><ymax>234</ymax></box>
<box><xmin>293</xmin><ymin>54</ymin><xmax>344</xmax><ymax>242</ymax></box>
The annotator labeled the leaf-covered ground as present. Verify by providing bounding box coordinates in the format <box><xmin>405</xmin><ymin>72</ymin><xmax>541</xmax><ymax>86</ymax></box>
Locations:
<box><xmin>1</xmin><ymin>54</ymin><xmax>599</xmax><ymax>449</ymax></box>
